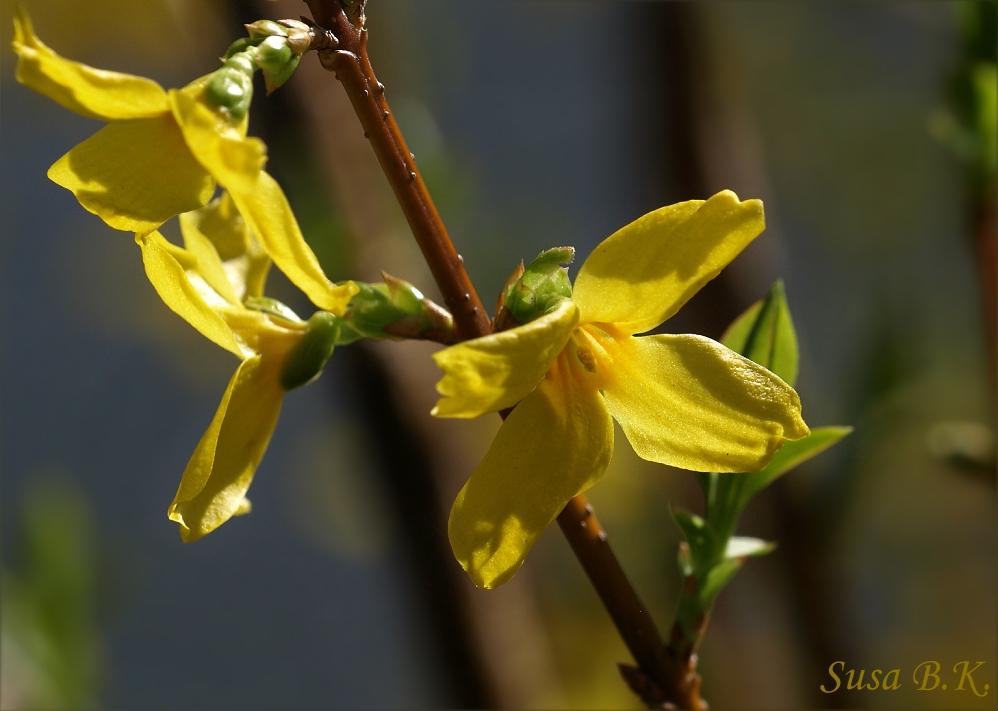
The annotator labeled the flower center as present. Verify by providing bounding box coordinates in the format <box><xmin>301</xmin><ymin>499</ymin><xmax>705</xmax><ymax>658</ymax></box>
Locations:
<box><xmin>564</xmin><ymin>323</ymin><xmax>622</xmax><ymax>390</ymax></box>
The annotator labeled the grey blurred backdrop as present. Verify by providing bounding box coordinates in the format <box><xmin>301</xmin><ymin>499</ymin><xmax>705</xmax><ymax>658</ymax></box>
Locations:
<box><xmin>1</xmin><ymin>1</ymin><xmax>994</xmax><ymax>709</ymax></box>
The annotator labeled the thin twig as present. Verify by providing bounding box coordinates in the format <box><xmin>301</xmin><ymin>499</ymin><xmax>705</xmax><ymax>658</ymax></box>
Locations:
<box><xmin>302</xmin><ymin>0</ymin><xmax>490</xmax><ymax>340</ymax></box>
<box><xmin>299</xmin><ymin>1</ymin><xmax>703</xmax><ymax>707</ymax></box>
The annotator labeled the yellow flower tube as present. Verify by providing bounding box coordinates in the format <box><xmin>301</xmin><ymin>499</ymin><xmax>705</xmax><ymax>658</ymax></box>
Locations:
<box><xmin>433</xmin><ymin>190</ymin><xmax>811</xmax><ymax>589</ymax></box>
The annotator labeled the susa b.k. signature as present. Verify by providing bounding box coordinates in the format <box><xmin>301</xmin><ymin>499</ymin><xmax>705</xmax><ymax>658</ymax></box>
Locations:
<box><xmin>821</xmin><ymin>661</ymin><xmax>990</xmax><ymax>697</ymax></box>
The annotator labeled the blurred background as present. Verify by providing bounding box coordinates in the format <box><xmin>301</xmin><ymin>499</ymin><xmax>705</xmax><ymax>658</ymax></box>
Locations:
<box><xmin>1</xmin><ymin>1</ymin><xmax>994</xmax><ymax>709</ymax></box>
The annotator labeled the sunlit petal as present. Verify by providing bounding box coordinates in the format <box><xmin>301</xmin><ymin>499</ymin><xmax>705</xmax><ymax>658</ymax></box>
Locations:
<box><xmin>573</xmin><ymin>191</ymin><xmax>764</xmax><ymax>335</ymax></box>
<box><xmin>218</xmin><ymin>308</ymin><xmax>303</xmax><ymax>358</ymax></box>
<box><xmin>448</xmin><ymin>357</ymin><xmax>613</xmax><ymax>588</ymax></box>
<box><xmin>432</xmin><ymin>299</ymin><xmax>579</xmax><ymax>418</ymax></box>
<box><xmin>167</xmin><ymin>86</ymin><xmax>262</xmax><ymax>188</ymax></box>
<box><xmin>602</xmin><ymin>333</ymin><xmax>809</xmax><ymax>473</ymax></box>
<box><xmin>136</xmin><ymin>231</ymin><xmax>243</xmax><ymax>357</ymax></box>
<box><xmin>179</xmin><ymin>208</ymin><xmax>244</xmax><ymax>306</ymax></box>
<box><xmin>48</xmin><ymin>114</ymin><xmax>215</xmax><ymax>232</ymax></box>
<box><xmin>12</xmin><ymin>6</ymin><xmax>169</xmax><ymax>121</ymax></box>
<box><xmin>169</xmin><ymin>89</ymin><xmax>356</xmax><ymax>313</ymax></box>
<box><xmin>228</xmin><ymin>172</ymin><xmax>357</xmax><ymax>313</ymax></box>
<box><xmin>168</xmin><ymin>355</ymin><xmax>284</xmax><ymax>543</ymax></box>
<box><xmin>181</xmin><ymin>192</ymin><xmax>271</xmax><ymax>300</ymax></box>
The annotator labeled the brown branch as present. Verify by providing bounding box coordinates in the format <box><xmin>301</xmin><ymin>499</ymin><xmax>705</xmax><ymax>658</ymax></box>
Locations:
<box><xmin>299</xmin><ymin>1</ymin><xmax>701</xmax><ymax>707</ymax></box>
<box><xmin>558</xmin><ymin>498</ymin><xmax>706</xmax><ymax>710</ymax></box>
<box><xmin>302</xmin><ymin>0</ymin><xmax>490</xmax><ymax>341</ymax></box>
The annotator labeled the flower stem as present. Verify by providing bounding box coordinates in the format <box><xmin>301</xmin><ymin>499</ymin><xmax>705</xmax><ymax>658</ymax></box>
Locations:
<box><xmin>300</xmin><ymin>1</ymin><xmax>704</xmax><ymax>706</ymax></box>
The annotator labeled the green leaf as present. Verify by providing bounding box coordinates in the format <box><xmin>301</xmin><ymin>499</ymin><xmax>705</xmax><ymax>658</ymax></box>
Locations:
<box><xmin>721</xmin><ymin>279</ymin><xmax>799</xmax><ymax>386</ymax></box>
<box><xmin>670</xmin><ymin>507</ymin><xmax>717</xmax><ymax>574</ymax></box>
<box><xmin>725</xmin><ymin>536</ymin><xmax>776</xmax><ymax>559</ymax></box>
<box><xmin>694</xmin><ymin>471</ymin><xmax>714</xmax><ymax>509</ymax></box>
<box><xmin>694</xmin><ymin>538</ymin><xmax>776</xmax><ymax>609</ymax></box>
<box><xmin>739</xmin><ymin>426</ymin><xmax>853</xmax><ymax>506</ymax></box>
<box><xmin>698</xmin><ymin>558</ymin><xmax>743</xmax><ymax>607</ymax></box>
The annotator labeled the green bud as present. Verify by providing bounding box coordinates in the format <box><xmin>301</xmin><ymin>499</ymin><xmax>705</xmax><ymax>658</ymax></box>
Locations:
<box><xmin>279</xmin><ymin>311</ymin><xmax>340</xmax><ymax>391</ymax></box>
<box><xmin>502</xmin><ymin>247</ymin><xmax>575</xmax><ymax>326</ymax></box>
<box><xmin>336</xmin><ymin>275</ymin><xmax>456</xmax><ymax>345</ymax></box>
<box><xmin>204</xmin><ymin>64</ymin><xmax>253</xmax><ymax>121</ymax></box>
<box><xmin>254</xmin><ymin>36</ymin><xmax>294</xmax><ymax>73</ymax></box>
<box><xmin>223</xmin><ymin>36</ymin><xmax>264</xmax><ymax>60</ymax></box>
<box><xmin>224</xmin><ymin>52</ymin><xmax>256</xmax><ymax>75</ymax></box>
<box><xmin>245</xmin><ymin>19</ymin><xmax>287</xmax><ymax>39</ymax></box>
<box><xmin>342</xmin><ymin>281</ymin><xmax>394</xmax><ymax>338</ymax></box>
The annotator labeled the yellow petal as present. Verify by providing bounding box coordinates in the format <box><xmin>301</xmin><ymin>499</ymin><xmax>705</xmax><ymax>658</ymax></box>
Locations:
<box><xmin>168</xmin><ymin>355</ymin><xmax>284</xmax><ymax>542</ymax></box>
<box><xmin>601</xmin><ymin>333</ymin><xmax>809</xmax><ymax>473</ymax></box>
<box><xmin>448</xmin><ymin>355</ymin><xmax>613</xmax><ymax>588</ymax></box>
<box><xmin>181</xmin><ymin>192</ymin><xmax>272</xmax><ymax>300</ymax></box>
<box><xmin>169</xmin><ymin>89</ymin><xmax>356</xmax><ymax>314</ymax></box>
<box><xmin>432</xmin><ymin>299</ymin><xmax>579</xmax><ymax>418</ymax></box>
<box><xmin>167</xmin><ymin>86</ymin><xmax>263</xmax><ymax>189</ymax></box>
<box><xmin>135</xmin><ymin>231</ymin><xmax>243</xmax><ymax>357</ymax></box>
<box><xmin>179</xmin><ymin>208</ymin><xmax>244</xmax><ymax>306</ymax></box>
<box><xmin>12</xmin><ymin>6</ymin><xmax>169</xmax><ymax>120</ymax></box>
<box><xmin>48</xmin><ymin>114</ymin><xmax>215</xmax><ymax>232</ymax></box>
<box><xmin>228</xmin><ymin>172</ymin><xmax>357</xmax><ymax>313</ymax></box>
<box><xmin>573</xmin><ymin>191</ymin><xmax>765</xmax><ymax>335</ymax></box>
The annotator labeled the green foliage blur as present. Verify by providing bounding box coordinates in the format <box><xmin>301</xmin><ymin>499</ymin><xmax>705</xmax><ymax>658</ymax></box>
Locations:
<box><xmin>930</xmin><ymin>1</ymin><xmax>997</xmax><ymax>197</ymax></box>
<box><xmin>1</xmin><ymin>476</ymin><xmax>104</xmax><ymax>709</ymax></box>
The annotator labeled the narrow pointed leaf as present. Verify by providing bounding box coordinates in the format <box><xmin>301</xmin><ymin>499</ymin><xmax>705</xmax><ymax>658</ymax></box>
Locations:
<box><xmin>721</xmin><ymin>279</ymin><xmax>799</xmax><ymax>386</ymax></box>
<box><xmin>698</xmin><ymin>558</ymin><xmax>743</xmax><ymax>607</ymax></box>
<box><xmin>725</xmin><ymin>536</ymin><xmax>776</xmax><ymax>560</ymax></box>
<box><xmin>739</xmin><ymin>426</ymin><xmax>852</xmax><ymax>506</ymax></box>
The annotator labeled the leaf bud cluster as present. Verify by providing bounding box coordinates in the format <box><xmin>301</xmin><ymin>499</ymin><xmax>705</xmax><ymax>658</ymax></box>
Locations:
<box><xmin>494</xmin><ymin>247</ymin><xmax>574</xmax><ymax>330</ymax></box>
<box><xmin>337</xmin><ymin>274</ymin><xmax>456</xmax><ymax>345</ymax></box>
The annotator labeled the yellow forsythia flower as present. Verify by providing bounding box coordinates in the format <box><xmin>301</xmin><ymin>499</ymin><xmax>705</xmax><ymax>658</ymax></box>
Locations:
<box><xmin>11</xmin><ymin>6</ymin><xmax>350</xmax><ymax>313</ymax></box>
<box><xmin>135</xmin><ymin>193</ymin><xmax>354</xmax><ymax>542</ymax></box>
<box><xmin>432</xmin><ymin>190</ymin><xmax>810</xmax><ymax>588</ymax></box>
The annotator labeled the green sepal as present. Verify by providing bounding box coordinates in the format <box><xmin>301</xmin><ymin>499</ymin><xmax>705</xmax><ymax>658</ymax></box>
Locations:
<box><xmin>721</xmin><ymin>279</ymin><xmax>799</xmax><ymax>386</ymax></box>
<box><xmin>263</xmin><ymin>54</ymin><xmax>301</xmax><ymax>94</ymax></box>
<box><xmin>279</xmin><ymin>311</ymin><xmax>339</xmax><ymax>391</ymax></box>
<box><xmin>503</xmin><ymin>247</ymin><xmax>575</xmax><ymax>326</ymax></box>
